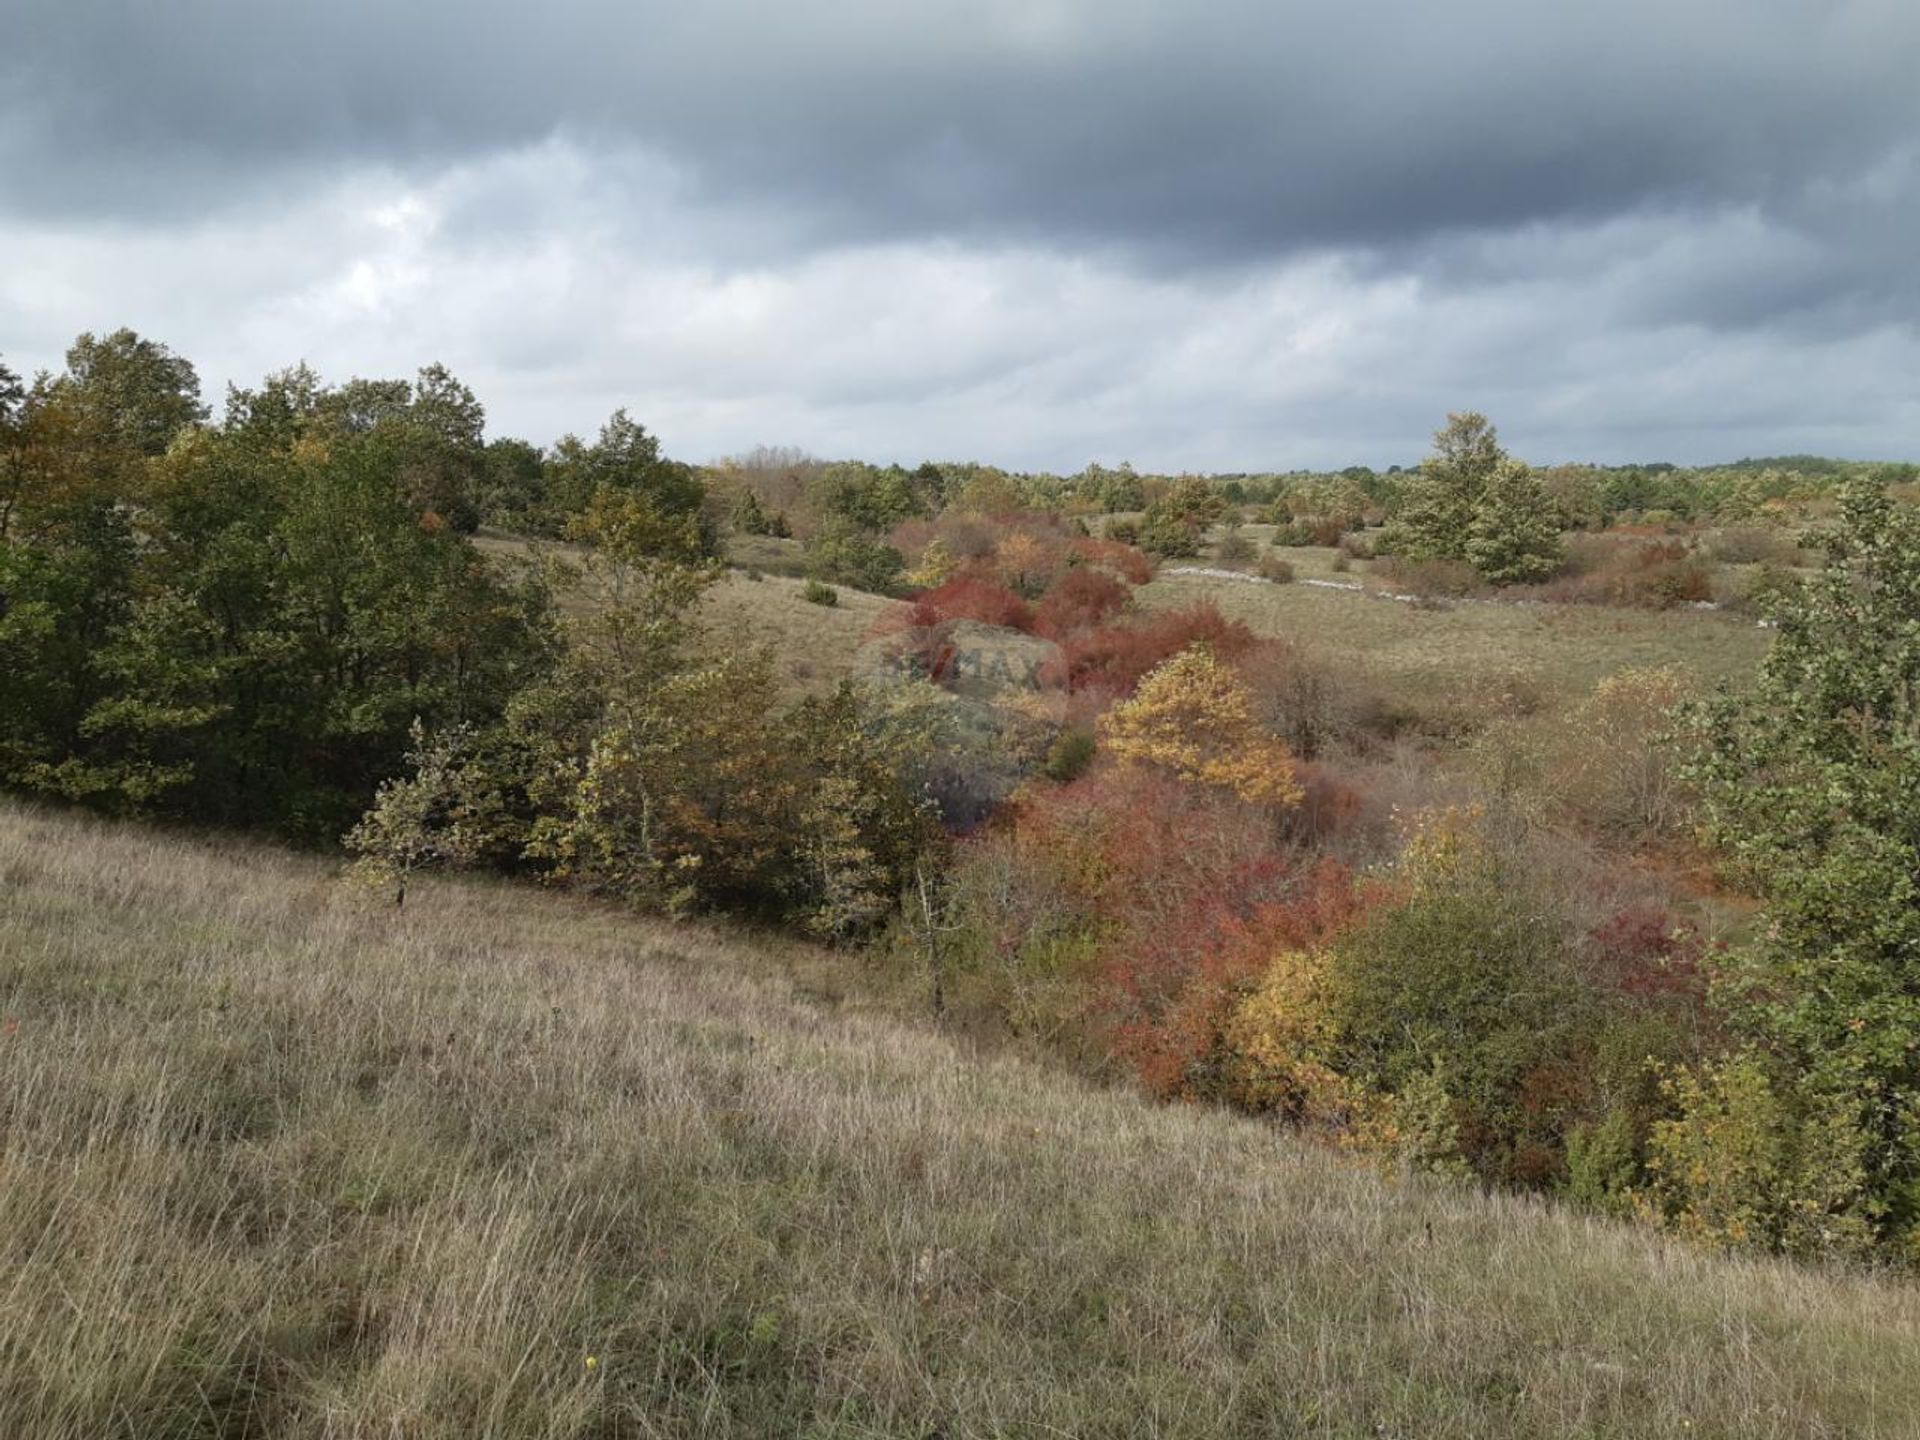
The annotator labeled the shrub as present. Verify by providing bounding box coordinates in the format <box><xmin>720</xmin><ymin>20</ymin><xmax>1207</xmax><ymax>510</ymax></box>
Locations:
<box><xmin>1239</xmin><ymin>642</ymin><xmax>1364</xmax><ymax>761</ymax></box>
<box><xmin>1033</xmin><ymin>567</ymin><xmax>1131</xmax><ymax>638</ymax></box>
<box><xmin>1256</xmin><ymin>554</ymin><xmax>1295</xmax><ymax>584</ymax></box>
<box><xmin>1043</xmin><ymin>603</ymin><xmax>1258</xmax><ymax>700</ymax></box>
<box><xmin>804</xmin><ymin>522</ymin><xmax>904</xmax><ymax>594</ymax></box>
<box><xmin>1070</xmin><ymin>536</ymin><xmax>1154</xmax><ymax>585</ymax></box>
<box><xmin>1536</xmin><ymin>536</ymin><xmax>1713</xmax><ymax>608</ymax></box>
<box><xmin>1321</xmin><ymin>814</ymin><xmax>1593</xmax><ymax>1183</ymax></box>
<box><xmin>1645</xmin><ymin>1055</ymin><xmax>1878</xmax><ymax>1257</ymax></box>
<box><xmin>1040</xmin><ymin>727</ymin><xmax>1096</xmax><ymax>783</ymax></box>
<box><xmin>1475</xmin><ymin>667</ymin><xmax>1693</xmax><ymax>847</ymax></box>
<box><xmin>1705</xmin><ymin>525</ymin><xmax>1799</xmax><ymax>567</ymax></box>
<box><xmin>1100</xmin><ymin>648</ymin><xmax>1303</xmax><ymax>806</ymax></box>
<box><xmin>915</xmin><ymin>576</ymin><xmax>1034</xmax><ymax>632</ymax></box>
<box><xmin>801</xmin><ymin>579</ymin><xmax>839</xmax><ymax>606</ymax></box>
<box><xmin>1136</xmin><ymin>507</ymin><xmax>1201</xmax><ymax>558</ymax></box>
<box><xmin>1214</xmin><ymin>529</ymin><xmax>1257</xmax><ymax>566</ymax></box>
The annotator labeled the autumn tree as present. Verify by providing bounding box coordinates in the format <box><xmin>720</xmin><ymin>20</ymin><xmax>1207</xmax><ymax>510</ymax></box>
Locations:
<box><xmin>1100</xmin><ymin>647</ymin><xmax>1302</xmax><ymax>805</ymax></box>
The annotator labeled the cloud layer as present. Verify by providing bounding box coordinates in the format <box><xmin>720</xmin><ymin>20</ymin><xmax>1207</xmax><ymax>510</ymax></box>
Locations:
<box><xmin>4</xmin><ymin>0</ymin><xmax>1917</xmax><ymax>467</ymax></box>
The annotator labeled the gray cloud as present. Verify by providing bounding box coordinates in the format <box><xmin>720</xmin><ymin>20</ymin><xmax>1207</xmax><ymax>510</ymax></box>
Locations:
<box><xmin>2</xmin><ymin>1</ymin><xmax>1916</xmax><ymax>467</ymax></box>
<box><xmin>7</xmin><ymin>0</ymin><xmax>1916</xmax><ymax>260</ymax></box>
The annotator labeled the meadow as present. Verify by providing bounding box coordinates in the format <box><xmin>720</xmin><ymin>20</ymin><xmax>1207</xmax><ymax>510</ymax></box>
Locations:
<box><xmin>4</xmin><ymin>798</ymin><xmax>1920</xmax><ymax>1439</ymax></box>
<box><xmin>1144</xmin><ymin>534</ymin><xmax>1773</xmax><ymax>720</ymax></box>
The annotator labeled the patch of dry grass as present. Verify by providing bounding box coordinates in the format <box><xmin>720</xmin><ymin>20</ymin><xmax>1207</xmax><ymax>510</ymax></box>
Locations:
<box><xmin>473</xmin><ymin>531</ymin><xmax>894</xmax><ymax>695</ymax></box>
<box><xmin>699</xmin><ymin>571</ymin><xmax>894</xmax><ymax>693</ymax></box>
<box><xmin>1</xmin><ymin>800</ymin><xmax>1917</xmax><ymax>1437</ymax></box>
<box><xmin>1141</xmin><ymin>563</ymin><xmax>1771</xmax><ymax>726</ymax></box>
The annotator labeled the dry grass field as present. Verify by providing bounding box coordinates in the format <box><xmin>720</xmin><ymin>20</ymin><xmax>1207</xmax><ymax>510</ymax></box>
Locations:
<box><xmin>3</xmin><ymin>799</ymin><xmax>1919</xmax><ymax>1438</ymax></box>
<box><xmin>1141</xmin><ymin>550</ymin><xmax>1772</xmax><ymax>722</ymax></box>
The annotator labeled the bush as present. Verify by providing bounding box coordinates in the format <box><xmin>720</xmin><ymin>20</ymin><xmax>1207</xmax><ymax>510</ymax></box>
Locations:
<box><xmin>1043</xmin><ymin>603</ymin><xmax>1258</xmax><ymax>699</ymax></box>
<box><xmin>1523</xmin><ymin>536</ymin><xmax>1714</xmax><ymax>609</ymax></box>
<box><xmin>1069</xmin><ymin>536</ymin><xmax>1154</xmax><ymax>585</ymax></box>
<box><xmin>1033</xmin><ymin>566</ymin><xmax>1132</xmax><ymax>638</ymax></box>
<box><xmin>1316</xmin><ymin>814</ymin><xmax>1593</xmax><ymax>1184</ymax></box>
<box><xmin>915</xmin><ymin>576</ymin><xmax>1034</xmax><ymax>632</ymax></box>
<box><xmin>1256</xmin><ymin>554</ymin><xmax>1295</xmax><ymax>584</ymax></box>
<box><xmin>801</xmin><ymin>579</ymin><xmax>839</xmax><ymax>607</ymax></box>
<box><xmin>1041</xmin><ymin>728</ymin><xmax>1097</xmax><ymax>783</ymax></box>
<box><xmin>1645</xmin><ymin>1055</ymin><xmax>1877</xmax><ymax>1257</ymax></box>
<box><xmin>1214</xmin><ymin>530</ymin><xmax>1257</xmax><ymax>566</ymax></box>
<box><xmin>1705</xmin><ymin>525</ymin><xmax>1799</xmax><ymax>567</ymax></box>
<box><xmin>804</xmin><ymin>523</ymin><xmax>905</xmax><ymax>594</ymax></box>
<box><xmin>1136</xmin><ymin>507</ymin><xmax>1201</xmax><ymax>558</ymax></box>
<box><xmin>1239</xmin><ymin>642</ymin><xmax>1364</xmax><ymax>762</ymax></box>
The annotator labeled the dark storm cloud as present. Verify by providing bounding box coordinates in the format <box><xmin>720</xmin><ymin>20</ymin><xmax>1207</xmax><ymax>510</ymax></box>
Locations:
<box><xmin>4</xmin><ymin>0</ymin><xmax>1917</xmax><ymax>470</ymax></box>
<box><xmin>5</xmin><ymin>0</ymin><xmax>1916</xmax><ymax>267</ymax></box>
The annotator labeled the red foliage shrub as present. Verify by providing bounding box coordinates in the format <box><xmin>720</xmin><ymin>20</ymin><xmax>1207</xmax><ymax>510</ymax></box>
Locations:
<box><xmin>1069</xmin><ymin>536</ymin><xmax>1155</xmax><ymax>586</ymax></box>
<box><xmin>1042</xmin><ymin>603</ymin><xmax>1258</xmax><ymax>700</ymax></box>
<box><xmin>1587</xmin><ymin>905</ymin><xmax>1707</xmax><ymax>1000</ymax></box>
<box><xmin>1108</xmin><ymin>855</ymin><xmax>1363</xmax><ymax>1098</ymax></box>
<box><xmin>973</xmin><ymin>765</ymin><xmax>1364</xmax><ymax>1098</ymax></box>
<box><xmin>916</xmin><ymin>576</ymin><xmax>1035</xmax><ymax>632</ymax></box>
<box><xmin>1033</xmin><ymin>566</ymin><xmax>1132</xmax><ymax>639</ymax></box>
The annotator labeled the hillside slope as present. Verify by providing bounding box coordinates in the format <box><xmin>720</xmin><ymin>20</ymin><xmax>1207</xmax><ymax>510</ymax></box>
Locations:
<box><xmin>1</xmin><ymin>802</ymin><xmax>1916</xmax><ymax>1438</ymax></box>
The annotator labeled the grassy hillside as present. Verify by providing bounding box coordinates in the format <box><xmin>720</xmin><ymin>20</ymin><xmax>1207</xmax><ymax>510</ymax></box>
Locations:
<box><xmin>2</xmin><ymin>802</ymin><xmax>1918</xmax><ymax>1438</ymax></box>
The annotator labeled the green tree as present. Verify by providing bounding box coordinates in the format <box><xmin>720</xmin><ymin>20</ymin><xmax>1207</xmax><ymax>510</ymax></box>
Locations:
<box><xmin>1384</xmin><ymin>411</ymin><xmax>1503</xmax><ymax>562</ymax></box>
<box><xmin>345</xmin><ymin>720</ymin><xmax>494</xmax><ymax>906</ymax></box>
<box><xmin>1464</xmin><ymin>458</ymin><xmax>1565</xmax><ymax>585</ymax></box>
<box><xmin>805</xmin><ymin>520</ymin><xmax>905</xmax><ymax>594</ymax></box>
<box><xmin>477</xmin><ymin>437</ymin><xmax>548</xmax><ymax>527</ymax></box>
<box><xmin>57</xmin><ymin>329</ymin><xmax>206</xmax><ymax>462</ymax></box>
<box><xmin>544</xmin><ymin>410</ymin><xmax>711</xmax><ymax>550</ymax></box>
<box><xmin>1658</xmin><ymin>478</ymin><xmax>1920</xmax><ymax>1256</ymax></box>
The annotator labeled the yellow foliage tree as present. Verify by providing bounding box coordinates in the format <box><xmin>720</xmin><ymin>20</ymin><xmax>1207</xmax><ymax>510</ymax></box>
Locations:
<box><xmin>1223</xmin><ymin>947</ymin><xmax>1349</xmax><ymax>1114</ymax></box>
<box><xmin>1098</xmin><ymin>647</ymin><xmax>1303</xmax><ymax>805</ymax></box>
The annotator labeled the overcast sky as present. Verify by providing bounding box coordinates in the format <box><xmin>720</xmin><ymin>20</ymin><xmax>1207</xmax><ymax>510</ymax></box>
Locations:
<box><xmin>4</xmin><ymin>0</ymin><xmax>1916</xmax><ymax>470</ymax></box>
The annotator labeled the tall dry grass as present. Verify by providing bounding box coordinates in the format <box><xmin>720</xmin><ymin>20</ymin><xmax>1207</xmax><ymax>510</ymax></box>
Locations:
<box><xmin>1</xmin><ymin>800</ymin><xmax>1917</xmax><ymax>1437</ymax></box>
